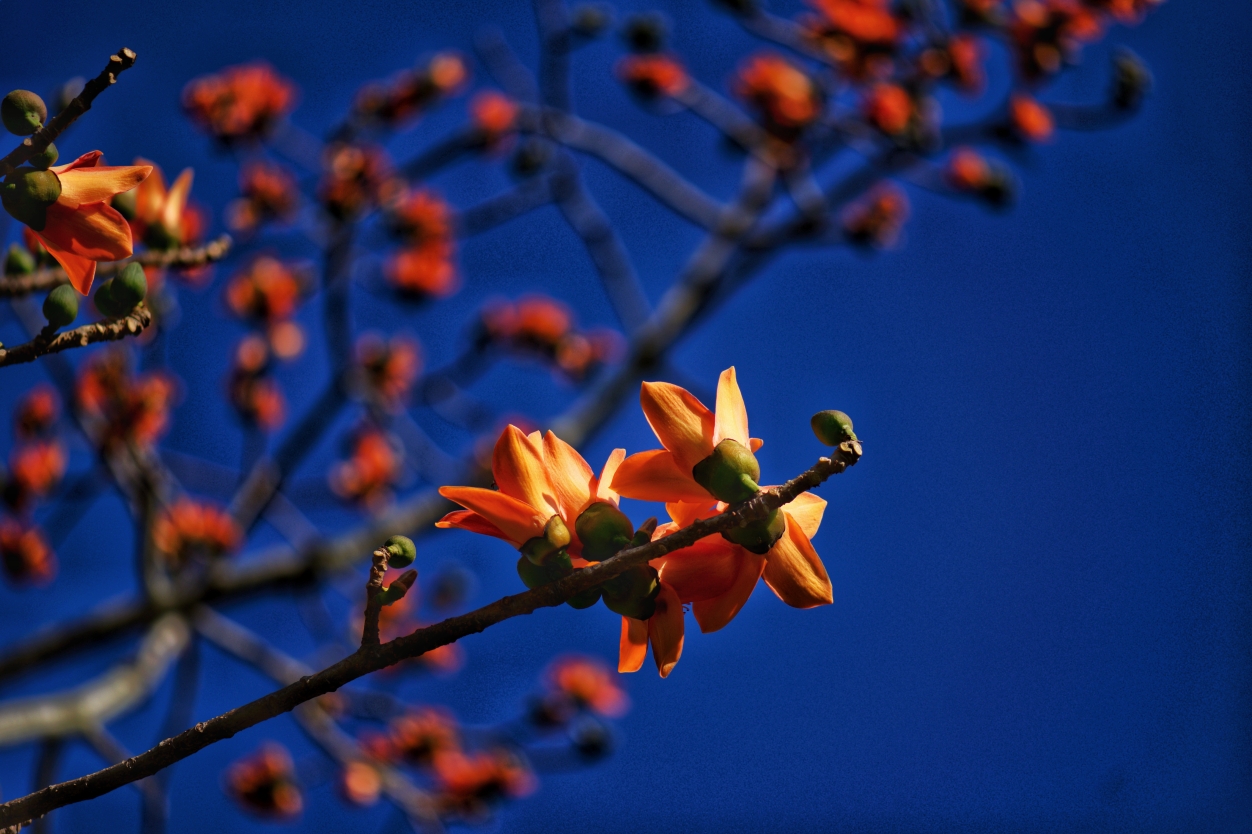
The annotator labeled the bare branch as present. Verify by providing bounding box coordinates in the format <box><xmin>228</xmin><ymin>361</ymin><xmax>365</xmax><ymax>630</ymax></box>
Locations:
<box><xmin>0</xmin><ymin>306</ymin><xmax>153</xmax><ymax>369</ymax></box>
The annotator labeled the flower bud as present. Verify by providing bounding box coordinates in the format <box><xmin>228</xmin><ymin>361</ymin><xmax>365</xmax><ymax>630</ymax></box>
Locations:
<box><xmin>721</xmin><ymin>507</ymin><xmax>785</xmax><ymax>555</ymax></box>
<box><xmin>810</xmin><ymin>410</ymin><xmax>856</xmax><ymax>446</ymax></box>
<box><xmin>601</xmin><ymin>564</ymin><xmax>660</xmax><ymax>620</ymax></box>
<box><xmin>112</xmin><ymin>262</ymin><xmax>147</xmax><ymax>311</ymax></box>
<box><xmin>575</xmin><ymin>501</ymin><xmax>634</xmax><ymax>561</ymax></box>
<box><xmin>1111</xmin><ymin>49</ymin><xmax>1152</xmax><ymax>111</ymax></box>
<box><xmin>374</xmin><ymin>569</ymin><xmax>417</xmax><ymax>606</ymax></box>
<box><xmin>516</xmin><ymin>551</ymin><xmax>573</xmax><ymax>589</ymax></box>
<box><xmin>43</xmin><ymin>284</ymin><xmax>78</xmax><ymax>329</ymax></box>
<box><xmin>94</xmin><ymin>278</ymin><xmax>124</xmax><ymax>318</ymax></box>
<box><xmin>520</xmin><ymin>514</ymin><xmax>571</xmax><ymax>566</ymax></box>
<box><xmin>2</xmin><ymin>90</ymin><xmax>46</xmax><ymax>136</ymax></box>
<box><xmin>2</xmin><ymin>169</ymin><xmax>62</xmax><ymax>231</ymax></box>
<box><xmin>29</xmin><ymin>142</ymin><xmax>58</xmax><ymax>171</ymax></box>
<box><xmin>383</xmin><ymin>534</ymin><xmax>417</xmax><ymax>568</ymax></box>
<box><xmin>692</xmin><ymin>438</ymin><xmax>760</xmax><ymax>504</ymax></box>
<box><xmin>4</xmin><ymin>243</ymin><xmax>34</xmax><ymax>276</ymax></box>
<box><xmin>566</xmin><ymin>583</ymin><xmax>603</xmax><ymax>610</ymax></box>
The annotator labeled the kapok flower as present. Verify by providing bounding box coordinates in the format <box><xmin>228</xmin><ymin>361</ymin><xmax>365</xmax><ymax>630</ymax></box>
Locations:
<box><xmin>385</xmin><ymin>707</ymin><xmax>461</xmax><ymax>766</ymax></box>
<box><xmin>470</xmin><ymin>91</ymin><xmax>519</xmax><ymax>142</ymax></box>
<box><xmin>841</xmin><ymin>181</ymin><xmax>910</xmax><ymax>247</ymax></box>
<box><xmin>6</xmin><ymin>152</ymin><xmax>151</xmax><ymax>294</ymax></box>
<box><xmin>128</xmin><ymin>158</ymin><xmax>195</xmax><ymax>250</ymax></box>
<box><xmin>228</xmin><ymin>336</ymin><xmax>286</xmax><ymax>431</ymax></box>
<box><xmin>353</xmin><ymin>52</ymin><xmax>469</xmax><ymax>127</ymax></box>
<box><xmin>1009</xmin><ymin>92</ymin><xmax>1055</xmax><ymax>143</ymax></box>
<box><xmin>152</xmin><ymin>498</ymin><xmax>242</xmax><ymax>567</ymax></box>
<box><xmin>6</xmin><ymin>440</ymin><xmax>66</xmax><ymax>509</ymax></box>
<box><xmin>14</xmin><ymin>384</ymin><xmax>60</xmax><ymax>440</ymax></box>
<box><xmin>338</xmin><ymin>761</ymin><xmax>382</xmax><ymax>807</ymax></box>
<box><xmin>802</xmin><ymin>0</ymin><xmax>901</xmax><ymax>79</ymax></box>
<box><xmin>387</xmin><ymin>188</ymin><xmax>454</xmax><ymax>245</ymax></box>
<box><xmin>433</xmin><ymin>749</ymin><xmax>536</xmax><ymax>817</ymax></box>
<box><xmin>354</xmin><ymin>332</ymin><xmax>422</xmax><ymax>410</ymax></box>
<box><xmin>76</xmin><ymin>350</ymin><xmax>180</xmax><ymax>450</ymax></box>
<box><xmin>734</xmin><ymin>53</ymin><xmax>822</xmax><ymax>131</ymax></box>
<box><xmin>0</xmin><ymin>519</ymin><xmax>56</xmax><ymax>585</ymax></box>
<box><xmin>863</xmin><ymin>83</ymin><xmax>913</xmax><ymax>136</ymax></box>
<box><xmin>616</xmin><ymin>54</ymin><xmax>690</xmax><ymax>98</ymax></box>
<box><xmin>319</xmin><ymin>143</ymin><xmax>398</xmax><ymax>221</ymax></box>
<box><xmin>225</xmin><ymin>256</ymin><xmax>305</xmax><ymax>323</ymax></box>
<box><xmin>386</xmin><ymin>243</ymin><xmax>459</xmax><ymax>298</ymax></box>
<box><xmin>548</xmin><ymin>655</ymin><xmax>630</xmax><ymax>717</ymax></box>
<box><xmin>183</xmin><ymin>63</ymin><xmax>297</xmax><ymax>143</ymax></box>
<box><xmin>224</xmin><ymin>743</ymin><xmax>302</xmax><ymax>819</ymax></box>
<box><xmin>227</xmin><ymin>160</ymin><xmax>300</xmax><ymax>233</ymax></box>
<box><xmin>329</xmin><ymin>427</ymin><xmax>402</xmax><ymax>508</ymax></box>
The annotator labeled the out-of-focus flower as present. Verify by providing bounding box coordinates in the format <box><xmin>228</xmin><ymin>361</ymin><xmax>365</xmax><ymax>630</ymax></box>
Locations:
<box><xmin>228</xmin><ymin>335</ymin><xmax>287</xmax><ymax>431</ymax></box>
<box><xmin>801</xmin><ymin>0</ymin><xmax>901</xmax><ymax>79</ymax></box>
<box><xmin>385</xmin><ymin>243</ymin><xmax>458</xmax><ymax>298</ymax></box>
<box><xmin>13</xmin><ymin>385</ymin><xmax>59</xmax><ymax>440</ymax></box>
<box><xmin>919</xmin><ymin>34</ymin><xmax>986</xmax><ymax>95</ymax></box>
<box><xmin>863</xmin><ymin>83</ymin><xmax>914</xmax><ymax>136</ymax></box>
<box><xmin>5</xmin><ymin>441</ymin><xmax>66</xmax><ymax>509</ymax></box>
<box><xmin>616</xmin><ymin>54</ymin><xmax>690</xmax><ymax>98</ymax></box>
<box><xmin>183</xmin><ymin>63</ymin><xmax>297</xmax><ymax>143</ymax></box>
<box><xmin>224</xmin><ymin>742</ymin><xmax>302</xmax><ymax>819</ymax></box>
<box><xmin>338</xmin><ymin>761</ymin><xmax>382</xmax><ymax>807</ymax></box>
<box><xmin>470</xmin><ymin>91</ymin><xmax>519</xmax><ymax>143</ymax></box>
<box><xmin>152</xmin><ymin>498</ymin><xmax>242</xmax><ymax>567</ymax></box>
<box><xmin>7</xmin><ymin>152</ymin><xmax>151</xmax><ymax>294</ymax></box>
<box><xmin>1085</xmin><ymin>0</ymin><xmax>1164</xmax><ymax>24</ymax></box>
<box><xmin>0</xmin><ymin>519</ymin><xmax>56</xmax><ymax>585</ymax></box>
<box><xmin>387</xmin><ymin>188</ymin><xmax>453</xmax><ymax>245</ymax></box>
<box><xmin>225</xmin><ymin>256</ymin><xmax>306</xmax><ymax>324</ymax></box>
<box><xmin>1009</xmin><ymin>92</ymin><xmax>1055</xmax><ymax>142</ymax></box>
<box><xmin>353</xmin><ymin>52</ymin><xmax>469</xmax><ymax>127</ymax></box>
<box><xmin>354</xmin><ymin>332</ymin><xmax>422</xmax><ymax>410</ymax></box>
<box><xmin>944</xmin><ymin>146</ymin><xmax>1014</xmax><ymax>206</ymax></box>
<box><xmin>227</xmin><ymin>160</ymin><xmax>300</xmax><ymax>233</ymax></box>
<box><xmin>385</xmin><ymin>707</ymin><xmax>461</xmax><ymax>766</ymax></box>
<box><xmin>841</xmin><ymin>181</ymin><xmax>909</xmax><ymax>247</ymax></box>
<box><xmin>76</xmin><ymin>350</ymin><xmax>180</xmax><ymax>450</ymax></box>
<box><xmin>734</xmin><ymin>53</ymin><xmax>822</xmax><ymax>131</ymax></box>
<box><xmin>319</xmin><ymin>143</ymin><xmax>398</xmax><ymax>221</ymax></box>
<box><xmin>1011</xmin><ymin>0</ymin><xmax>1103</xmax><ymax>79</ymax></box>
<box><xmin>478</xmin><ymin>296</ymin><xmax>621</xmax><ymax>380</ymax></box>
<box><xmin>548</xmin><ymin>655</ymin><xmax>630</xmax><ymax>717</ymax></box>
<box><xmin>330</xmin><ymin>427</ymin><xmax>402</xmax><ymax>508</ymax></box>
<box><xmin>433</xmin><ymin>749</ymin><xmax>535</xmax><ymax>817</ymax></box>
<box><xmin>128</xmin><ymin>158</ymin><xmax>196</xmax><ymax>251</ymax></box>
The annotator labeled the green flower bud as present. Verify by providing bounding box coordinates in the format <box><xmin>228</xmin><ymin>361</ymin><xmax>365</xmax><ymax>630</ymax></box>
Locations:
<box><xmin>810</xmin><ymin>410</ymin><xmax>857</xmax><ymax>446</ymax></box>
<box><xmin>30</xmin><ymin>142</ymin><xmax>58</xmax><ymax>171</ymax></box>
<box><xmin>4</xmin><ymin>243</ymin><xmax>34</xmax><ymax>276</ymax></box>
<box><xmin>94</xmin><ymin>279</ymin><xmax>123</xmax><ymax>318</ymax></box>
<box><xmin>111</xmin><ymin>188</ymin><xmax>137</xmax><ymax>221</ymax></box>
<box><xmin>601</xmin><ymin>564</ymin><xmax>660</xmax><ymax>620</ymax></box>
<box><xmin>2</xmin><ymin>90</ymin><xmax>47</xmax><ymax>136</ymax></box>
<box><xmin>575</xmin><ymin>501</ymin><xmax>634</xmax><ymax>561</ymax></box>
<box><xmin>2</xmin><ymin>168</ymin><xmax>61</xmax><ymax>231</ymax></box>
<box><xmin>383</xmin><ymin>534</ymin><xmax>417</xmax><ymax>568</ymax></box>
<box><xmin>43</xmin><ymin>284</ymin><xmax>78</xmax><ymax>329</ymax></box>
<box><xmin>520</xmin><ymin>514</ymin><xmax>572</xmax><ymax>566</ymax></box>
<box><xmin>515</xmin><ymin>550</ymin><xmax>574</xmax><ymax>590</ymax></box>
<box><xmin>1112</xmin><ymin>49</ymin><xmax>1152</xmax><ymax>111</ymax></box>
<box><xmin>374</xmin><ymin>569</ymin><xmax>418</xmax><ymax>606</ymax></box>
<box><xmin>566</xmin><ymin>584</ymin><xmax>603</xmax><ymax>610</ymax></box>
<box><xmin>111</xmin><ymin>262</ymin><xmax>147</xmax><ymax>311</ymax></box>
<box><xmin>691</xmin><ymin>438</ymin><xmax>761</xmax><ymax>504</ymax></box>
<box><xmin>721</xmin><ymin>507</ymin><xmax>785</xmax><ymax>555</ymax></box>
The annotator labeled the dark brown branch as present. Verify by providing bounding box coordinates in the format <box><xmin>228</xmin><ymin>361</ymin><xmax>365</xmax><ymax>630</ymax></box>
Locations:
<box><xmin>0</xmin><ymin>49</ymin><xmax>138</xmax><ymax>178</ymax></box>
<box><xmin>0</xmin><ymin>237</ymin><xmax>233</xmax><ymax>298</ymax></box>
<box><xmin>0</xmin><ymin>444</ymin><xmax>860</xmax><ymax>827</ymax></box>
<box><xmin>360</xmin><ymin>548</ymin><xmax>390</xmax><ymax>648</ymax></box>
<box><xmin>0</xmin><ymin>306</ymin><xmax>153</xmax><ymax>369</ymax></box>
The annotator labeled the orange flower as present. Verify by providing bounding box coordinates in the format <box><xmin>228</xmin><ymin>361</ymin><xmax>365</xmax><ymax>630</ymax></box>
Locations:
<box><xmin>227</xmin><ymin>160</ymin><xmax>299</xmax><ymax>233</ymax></box>
<box><xmin>319</xmin><ymin>143</ymin><xmax>397</xmax><ymax>220</ymax></box>
<box><xmin>76</xmin><ymin>350</ymin><xmax>179</xmax><ymax>450</ymax></box>
<box><xmin>1009</xmin><ymin>92</ymin><xmax>1055</xmax><ymax>143</ymax></box>
<box><xmin>224</xmin><ymin>743</ymin><xmax>302</xmax><ymax>819</ymax></box>
<box><xmin>807</xmin><ymin>0</ymin><xmax>900</xmax><ymax>45</ymax></box>
<box><xmin>152</xmin><ymin>498</ymin><xmax>242</xmax><ymax>566</ymax></box>
<box><xmin>1011</xmin><ymin>0</ymin><xmax>1104</xmax><ymax>79</ymax></box>
<box><xmin>947</xmin><ymin>146</ymin><xmax>992</xmax><ymax>191</ymax></box>
<box><xmin>616</xmin><ymin>54</ymin><xmax>690</xmax><ymax>98</ymax></box>
<box><xmin>183</xmin><ymin>62</ymin><xmax>297</xmax><ymax>142</ymax></box>
<box><xmin>841</xmin><ymin>181</ymin><xmax>909</xmax><ymax>247</ymax></box>
<box><xmin>864</xmin><ymin>83</ymin><xmax>913</xmax><ymax>136</ymax></box>
<box><xmin>127</xmin><ymin>158</ymin><xmax>195</xmax><ymax>250</ymax></box>
<box><xmin>387</xmin><ymin>188</ymin><xmax>453</xmax><ymax>244</ymax></box>
<box><xmin>385</xmin><ymin>242</ymin><xmax>459</xmax><ymax>298</ymax></box>
<box><xmin>433</xmin><ymin>749</ymin><xmax>535</xmax><ymax>815</ymax></box>
<box><xmin>948</xmin><ymin>34</ymin><xmax>987</xmax><ymax>94</ymax></box>
<box><xmin>470</xmin><ymin>91</ymin><xmax>519</xmax><ymax>138</ymax></box>
<box><xmin>20</xmin><ymin>152</ymin><xmax>151</xmax><ymax>294</ymax></box>
<box><xmin>0</xmin><ymin>519</ymin><xmax>56</xmax><ymax>585</ymax></box>
<box><xmin>13</xmin><ymin>385</ymin><xmax>59</xmax><ymax>440</ymax></box>
<box><xmin>355</xmin><ymin>332</ymin><xmax>422</xmax><ymax>410</ymax></box>
<box><xmin>734</xmin><ymin>53</ymin><xmax>822</xmax><ymax>130</ymax></box>
<box><xmin>7</xmin><ymin>441</ymin><xmax>66</xmax><ymax>507</ymax></box>
<box><xmin>338</xmin><ymin>761</ymin><xmax>382</xmax><ymax>807</ymax></box>
<box><xmin>437</xmin><ymin>425</ymin><xmax>625</xmax><ymax>557</ymax></box>
<box><xmin>329</xmin><ymin>428</ymin><xmax>402</xmax><ymax>508</ymax></box>
<box><xmin>228</xmin><ymin>338</ymin><xmax>286</xmax><ymax>431</ymax></box>
<box><xmin>548</xmin><ymin>655</ymin><xmax>630</xmax><ymax>717</ymax></box>
<box><xmin>224</xmin><ymin>256</ymin><xmax>305</xmax><ymax>323</ymax></box>
<box><xmin>385</xmin><ymin>707</ymin><xmax>461</xmax><ymax>766</ymax></box>
<box><xmin>353</xmin><ymin>52</ymin><xmax>469</xmax><ymax>127</ymax></box>
<box><xmin>611</xmin><ymin>367</ymin><xmax>763</xmax><ymax>504</ymax></box>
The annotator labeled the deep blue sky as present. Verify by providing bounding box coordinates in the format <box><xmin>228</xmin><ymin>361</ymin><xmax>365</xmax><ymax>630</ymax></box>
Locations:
<box><xmin>0</xmin><ymin>1</ymin><xmax>1249</xmax><ymax>832</ymax></box>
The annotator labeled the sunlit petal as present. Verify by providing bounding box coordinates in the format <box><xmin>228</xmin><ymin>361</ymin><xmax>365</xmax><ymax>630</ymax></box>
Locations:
<box><xmin>541</xmin><ymin>431</ymin><xmax>593</xmax><ymax>522</ymax></box>
<box><xmin>437</xmin><ymin>486</ymin><xmax>545</xmax><ymax>546</ymax></box>
<box><xmin>592</xmin><ymin>448</ymin><xmax>626</xmax><ymax>505</ymax></box>
<box><xmin>692</xmin><ymin>549</ymin><xmax>765</xmax><ymax>633</ymax></box>
<box><xmin>640</xmin><ymin>380</ymin><xmax>715</xmax><ymax>472</ymax></box>
<box><xmin>435</xmin><ymin>509</ymin><xmax>511</xmax><ymax>542</ymax></box>
<box><xmin>492</xmin><ymin>425</ymin><xmax>557</xmax><ymax>516</ymax></box>
<box><xmin>56</xmin><ymin>165</ymin><xmax>152</xmax><ymax>208</ymax></box>
<box><xmin>762</xmin><ymin>517</ymin><xmax>833</xmax><ymax>608</ymax></box>
<box><xmin>618</xmin><ymin>617</ymin><xmax>648</xmax><ymax>673</ymax></box>
<box><xmin>782</xmin><ymin>492</ymin><xmax>826</xmax><ymax>539</ymax></box>
<box><xmin>648</xmin><ymin>583</ymin><xmax>685</xmax><ymax>678</ymax></box>
<box><xmin>611</xmin><ymin>449</ymin><xmax>710</xmax><ymax>503</ymax></box>
<box><xmin>712</xmin><ymin>366</ymin><xmax>750</xmax><ymax>447</ymax></box>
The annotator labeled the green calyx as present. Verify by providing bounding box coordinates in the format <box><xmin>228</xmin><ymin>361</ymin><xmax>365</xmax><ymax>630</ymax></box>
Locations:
<box><xmin>516</xmin><ymin>551</ymin><xmax>573</xmax><ymax>590</ymax></box>
<box><xmin>94</xmin><ymin>279</ymin><xmax>122</xmax><ymax>318</ymax></box>
<box><xmin>575</xmin><ymin>501</ymin><xmax>634</xmax><ymax>562</ymax></box>
<box><xmin>112</xmin><ymin>188</ymin><xmax>137</xmax><ymax>221</ymax></box>
<box><xmin>692</xmin><ymin>438</ymin><xmax>761</xmax><ymax>504</ymax></box>
<box><xmin>43</xmin><ymin>284</ymin><xmax>79</xmax><ymax>329</ymax></box>
<box><xmin>30</xmin><ymin>142</ymin><xmax>58</xmax><ymax>171</ymax></box>
<box><xmin>601</xmin><ymin>564</ymin><xmax>660</xmax><ymax>620</ymax></box>
<box><xmin>1</xmin><ymin>168</ymin><xmax>62</xmax><ymax>231</ymax></box>
<box><xmin>721</xmin><ymin>507</ymin><xmax>785</xmax><ymax>555</ymax></box>
<box><xmin>520</xmin><ymin>514</ymin><xmax>571</xmax><ymax>566</ymax></box>
<box><xmin>810</xmin><ymin>410</ymin><xmax>856</xmax><ymax>446</ymax></box>
<box><xmin>374</xmin><ymin>569</ymin><xmax>417</xmax><ymax>606</ymax></box>
<box><xmin>113</xmin><ymin>262</ymin><xmax>148</xmax><ymax>309</ymax></box>
<box><xmin>383</xmin><ymin>534</ymin><xmax>417</xmax><ymax>568</ymax></box>
<box><xmin>2</xmin><ymin>90</ymin><xmax>46</xmax><ymax>136</ymax></box>
<box><xmin>4</xmin><ymin>244</ymin><xmax>34</xmax><ymax>276</ymax></box>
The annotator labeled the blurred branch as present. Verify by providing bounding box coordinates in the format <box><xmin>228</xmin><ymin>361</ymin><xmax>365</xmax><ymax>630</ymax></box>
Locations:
<box><xmin>0</xmin><ymin>443</ymin><xmax>862</xmax><ymax>827</ymax></box>
<box><xmin>0</xmin><ymin>306</ymin><xmax>153</xmax><ymax>369</ymax></box>
<box><xmin>0</xmin><ymin>236</ymin><xmax>233</xmax><ymax>298</ymax></box>
<box><xmin>0</xmin><ymin>48</ymin><xmax>137</xmax><ymax>178</ymax></box>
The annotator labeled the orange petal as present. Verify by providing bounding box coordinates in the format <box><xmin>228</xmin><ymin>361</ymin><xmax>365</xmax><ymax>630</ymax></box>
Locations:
<box><xmin>541</xmin><ymin>431</ymin><xmax>593</xmax><ymax>522</ymax></box>
<box><xmin>655</xmin><ymin>534</ymin><xmax>740</xmax><ymax>603</ymax></box>
<box><xmin>592</xmin><ymin>448</ymin><xmax>626</xmax><ymax>505</ymax></box>
<box><xmin>691</xmin><ymin>549</ymin><xmax>765</xmax><ymax>633</ymax></box>
<box><xmin>712</xmin><ymin>366</ymin><xmax>750</xmax><ymax>447</ymax></box>
<box><xmin>56</xmin><ymin>165</ymin><xmax>152</xmax><ymax>209</ymax></box>
<box><xmin>648</xmin><ymin>583</ymin><xmax>685</xmax><ymax>678</ymax></box>
<box><xmin>132</xmin><ymin>157</ymin><xmax>167</xmax><ymax>225</ymax></box>
<box><xmin>32</xmin><ymin>235</ymin><xmax>96</xmax><ymax>295</ymax></box>
<box><xmin>782</xmin><ymin>492</ymin><xmax>826</xmax><ymax>539</ymax></box>
<box><xmin>611</xmin><ymin>449</ymin><xmax>711</xmax><ymax>503</ymax></box>
<box><xmin>40</xmin><ymin>201</ymin><xmax>134</xmax><ymax>261</ymax></box>
<box><xmin>49</xmin><ymin>151</ymin><xmax>104</xmax><ymax>174</ymax></box>
<box><xmin>762</xmin><ymin>517</ymin><xmax>833</xmax><ymax>608</ymax></box>
<box><xmin>750</xmin><ymin>437</ymin><xmax>763</xmax><ymax>452</ymax></box>
<box><xmin>640</xmin><ymin>380</ymin><xmax>715</xmax><ymax>472</ymax></box>
<box><xmin>618</xmin><ymin>617</ymin><xmax>648</xmax><ymax>673</ymax></box>
<box><xmin>437</xmin><ymin>486</ymin><xmax>545</xmax><ymax>546</ymax></box>
<box><xmin>492</xmin><ymin>425</ymin><xmax>557</xmax><ymax>517</ymax></box>
<box><xmin>435</xmin><ymin>509</ymin><xmax>511</xmax><ymax>542</ymax></box>
<box><xmin>665</xmin><ymin>500</ymin><xmax>719</xmax><ymax>529</ymax></box>
<box><xmin>162</xmin><ymin>168</ymin><xmax>194</xmax><ymax>231</ymax></box>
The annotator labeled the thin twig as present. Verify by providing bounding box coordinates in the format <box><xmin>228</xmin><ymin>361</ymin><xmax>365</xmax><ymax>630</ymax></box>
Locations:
<box><xmin>0</xmin><ymin>236</ymin><xmax>233</xmax><ymax>298</ymax></box>
<box><xmin>0</xmin><ymin>306</ymin><xmax>153</xmax><ymax>369</ymax></box>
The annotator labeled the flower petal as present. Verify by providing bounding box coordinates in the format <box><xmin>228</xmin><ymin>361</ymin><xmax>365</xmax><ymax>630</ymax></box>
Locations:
<box><xmin>712</xmin><ymin>366</ymin><xmax>750</xmax><ymax>447</ymax></box>
<box><xmin>132</xmin><ymin>157</ymin><xmax>166</xmax><ymax>225</ymax></box>
<box><xmin>541</xmin><ymin>431</ymin><xmax>593</xmax><ymax>522</ymax></box>
<box><xmin>691</xmin><ymin>549</ymin><xmax>765</xmax><ymax>633</ymax></box>
<box><xmin>640</xmin><ymin>380</ymin><xmax>715</xmax><ymax>472</ymax></box>
<box><xmin>56</xmin><ymin>165</ymin><xmax>152</xmax><ymax>209</ymax></box>
<box><xmin>435</xmin><ymin>509</ymin><xmax>511</xmax><ymax>542</ymax></box>
<box><xmin>592</xmin><ymin>448</ymin><xmax>626</xmax><ymax>505</ymax></box>
<box><xmin>655</xmin><ymin>534</ymin><xmax>740</xmax><ymax>603</ymax></box>
<box><xmin>750</xmin><ymin>438</ymin><xmax>763</xmax><ymax>452</ymax></box>
<box><xmin>665</xmin><ymin>500</ymin><xmax>719</xmax><ymax>529</ymax></box>
<box><xmin>31</xmin><ymin>234</ymin><xmax>97</xmax><ymax>295</ymax></box>
<box><xmin>437</xmin><ymin>486</ymin><xmax>545</xmax><ymax>546</ymax></box>
<box><xmin>611</xmin><ymin>449</ymin><xmax>711</xmax><ymax>503</ymax></box>
<box><xmin>648</xmin><ymin>583</ymin><xmax>685</xmax><ymax>678</ymax></box>
<box><xmin>762</xmin><ymin>517</ymin><xmax>833</xmax><ymax>608</ymax></box>
<box><xmin>49</xmin><ymin>151</ymin><xmax>104</xmax><ymax>174</ymax></box>
<box><xmin>618</xmin><ymin>617</ymin><xmax>648</xmax><ymax>673</ymax></box>
<box><xmin>782</xmin><ymin>492</ymin><xmax>826</xmax><ymax>539</ymax></box>
<box><xmin>492</xmin><ymin>425</ymin><xmax>557</xmax><ymax>516</ymax></box>
<box><xmin>162</xmin><ymin>168</ymin><xmax>194</xmax><ymax>230</ymax></box>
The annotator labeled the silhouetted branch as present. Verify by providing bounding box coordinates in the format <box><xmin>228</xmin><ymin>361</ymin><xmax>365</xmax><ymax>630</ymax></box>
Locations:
<box><xmin>0</xmin><ymin>306</ymin><xmax>153</xmax><ymax>368</ymax></box>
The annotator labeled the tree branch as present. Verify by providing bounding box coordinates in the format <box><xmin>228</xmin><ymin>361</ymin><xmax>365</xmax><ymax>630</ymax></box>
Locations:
<box><xmin>0</xmin><ymin>306</ymin><xmax>153</xmax><ymax>369</ymax></box>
